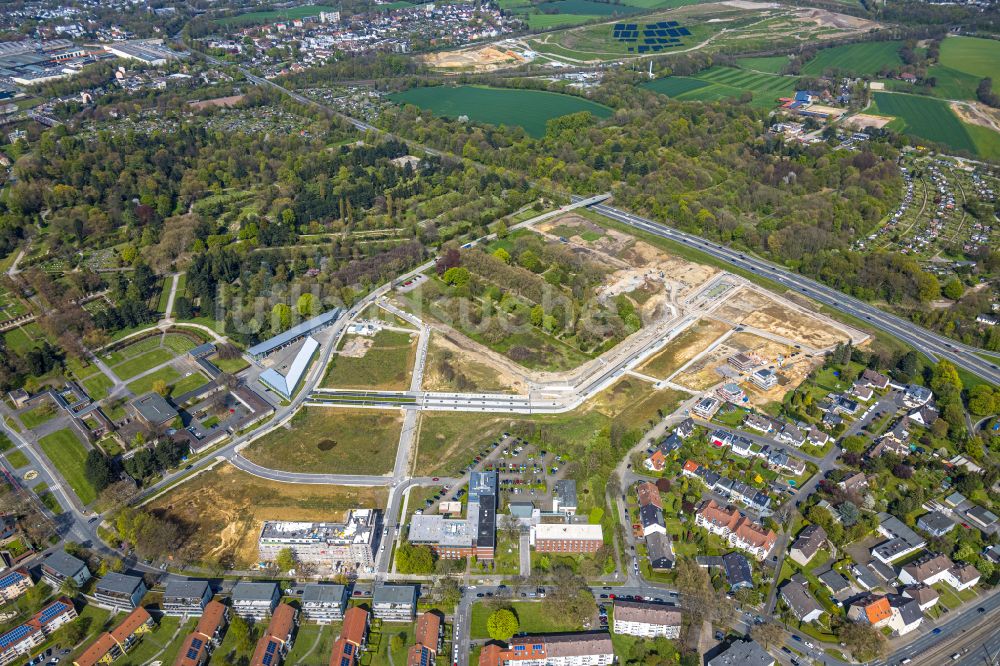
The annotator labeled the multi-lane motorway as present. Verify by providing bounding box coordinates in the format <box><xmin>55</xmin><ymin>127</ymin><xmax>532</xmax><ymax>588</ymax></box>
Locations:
<box><xmin>584</xmin><ymin>200</ymin><xmax>1000</xmax><ymax>386</ymax></box>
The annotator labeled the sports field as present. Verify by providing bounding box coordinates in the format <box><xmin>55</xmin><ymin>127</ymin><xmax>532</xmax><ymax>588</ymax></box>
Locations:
<box><xmin>215</xmin><ymin>4</ymin><xmax>340</xmax><ymax>26</ymax></box>
<box><xmin>389</xmin><ymin>86</ymin><xmax>612</xmax><ymax>137</ymax></box>
<box><xmin>801</xmin><ymin>40</ymin><xmax>903</xmax><ymax>77</ymax></box>
<box><xmin>643</xmin><ymin>66</ymin><xmax>796</xmax><ymax>109</ymax></box>
<box><xmin>872</xmin><ymin>92</ymin><xmax>977</xmax><ymax>154</ymax></box>
<box><xmin>38</xmin><ymin>428</ymin><xmax>96</xmax><ymax>505</ymax></box>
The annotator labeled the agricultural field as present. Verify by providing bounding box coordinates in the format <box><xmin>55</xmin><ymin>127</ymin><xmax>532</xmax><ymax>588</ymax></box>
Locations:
<box><xmin>215</xmin><ymin>4</ymin><xmax>340</xmax><ymax>26</ymax></box>
<box><xmin>388</xmin><ymin>86</ymin><xmax>612</xmax><ymax>137</ymax></box>
<box><xmin>800</xmin><ymin>40</ymin><xmax>903</xmax><ymax>77</ymax></box>
<box><xmin>38</xmin><ymin>428</ymin><xmax>96</xmax><ymax>505</ymax></box>
<box><xmin>323</xmin><ymin>329</ymin><xmax>416</xmax><ymax>390</ymax></box>
<box><xmin>242</xmin><ymin>407</ymin><xmax>402</xmax><ymax>474</ymax></box>
<box><xmin>643</xmin><ymin>66</ymin><xmax>796</xmax><ymax>109</ymax></box>
<box><xmin>914</xmin><ymin>36</ymin><xmax>1000</xmax><ymax>102</ymax></box>
<box><xmin>737</xmin><ymin>55</ymin><xmax>790</xmax><ymax>74</ymax></box>
<box><xmin>147</xmin><ymin>463</ymin><xmax>388</xmax><ymax>567</ymax></box>
<box><xmin>870</xmin><ymin>92</ymin><xmax>979</xmax><ymax>155</ymax></box>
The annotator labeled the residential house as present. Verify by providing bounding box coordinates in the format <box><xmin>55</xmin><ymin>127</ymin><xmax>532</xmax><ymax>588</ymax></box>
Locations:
<box><xmin>330</xmin><ymin>607</ymin><xmax>369</xmax><ymax>666</ymax></box>
<box><xmin>407</xmin><ymin>612</ymin><xmax>442</xmax><ymax>666</ymax></box>
<box><xmin>947</xmin><ymin>563</ymin><xmax>981</xmax><ymax>591</ymax></box>
<box><xmin>636</xmin><ymin>482</ymin><xmax>661</xmax><ymax>509</ymax></box>
<box><xmin>730</xmin><ymin>437</ymin><xmax>755</xmax><ymax>458</ymax></box>
<box><xmin>872</xmin><ymin>513</ymin><xmax>926</xmax><ymax>564</ymax></box>
<box><xmin>728</xmin><ymin>353</ymin><xmax>759</xmax><ymax>373</ymax></box>
<box><xmin>301</xmin><ymin>584</ymin><xmax>347</xmax><ymax>623</ymax></box>
<box><xmin>846</xmin><ymin>595</ymin><xmax>893</xmax><ymax>628</ymax></box>
<box><xmin>818</xmin><ymin>570</ymin><xmax>851</xmax><ymax>597</ymax></box>
<box><xmin>174</xmin><ymin>600</ymin><xmax>229</xmax><ymax>666</ymax></box>
<box><xmin>781</xmin><ymin>574</ymin><xmax>824</xmax><ymax>623</ymax></box>
<box><xmin>744</xmin><ymin>413</ymin><xmax>774</xmax><ymax>433</ymax></box>
<box><xmin>710</xmin><ymin>430</ymin><xmax>734</xmax><ymax>448</ymax></box>
<box><xmin>231</xmin><ymin>582</ymin><xmax>280</xmax><ymax>620</ymax></box>
<box><xmin>966</xmin><ymin>505</ymin><xmax>998</xmax><ymax>532</ymax></box>
<box><xmin>851</xmin><ymin>564</ymin><xmax>882</xmax><ymax>592</ymax></box>
<box><xmin>249</xmin><ymin>603</ymin><xmax>297</xmax><ymax>666</ymax></box>
<box><xmin>163</xmin><ymin>580</ymin><xmax>212</xmax><ymax>617</ymax></box>
<box><xmin>94</xmin><ymin>573</ymin><xmax>147</xmax><ymax>611</ymax></box>
<box><xmin>838</xmin><ymin>473</ymin><xmax>868</xmax><ymax>495</ymax></box>
<box><xmin>718</xmin><ymin>383</ymin><xmax>745</xmax><ymax>403</ymax></box>
<box><xmin>868</xmin><ymin>559</ymin><xmax>898</xmax><ymax>585</ymax></box>
<box><xmin>723</xmin><ymin>551</ymin><xmax>753</xmax><ymax>591</ymax></box>
<box><xmin>917</xmin><ymin>511</ymin><xmax>955</xmax><ymax>538</ymax></box>
<box><xmin>860</xmin><ymin>369</ymin><xmax>890</xmax><ymax>390</ymax></box>
<box><xmin>645</xmin><ymin>449</ymin><xmax>669</xmax><ymax>472</ymax></box>
<box><xmin>835</xmin><ymin>396</ymin><xmax>860</xmax><ymax>415</ymax></box>
<box><xmin>789</xmin><ymin>524</ymin><xmax>827</xmax><ymax>566</ymax></box>
<box><xmin>74</xmin><ymin>607</ymin><xmax>156</xmax><ymax>666</ymax></box>
<box><xmin>639</xmin><ymin>504</ymin><xmax>666</xmax><ymax>537</ymax></box>
<box><xmin>899</xmin><ymin>553</ymin><xmax>954</xmax><ymax>586</ymax></box>
<box><xmin>694</xmin><ymin>500</ymin><xmax>777</xmax><ymax>560</ymax></box>
<box><xmin>612</xmin><ymin>601</ymin><xmax>681</xmax><ymax>639</ymax></box>
<box><xmin>646</xmin><ymin>532</ymin><xmax>674</xmax><ymax>570</ymax></box>
<box><xmin>674</xmin><ymin>418</ymin><xmax>696</xmax><ymax>439</ymax></box>
<box><xmin>807</xmin><ymin>427</ymin><xmax>829</xmax><ymax>448</ymax></box>
<box><xmin>373</xmin><ymin>585</ymin><xmax>417</xmax><ymax>622</ymax></box>
<box><xmin>751</xmin><ymin>368</ymin><xmax>777</xmax><ymax>390</ymax></box>
<box><xmin>887</xmin><ymin>595</ymin><xmax>923</xmax><ymax>636</ymax></box>
<box><xmin>902</xmin><ymin>585</ymin><xmax>939</xmax><ymax>612</ymax></box>
<box><xmin>692</xmin><ymin>396</ymin><xmax>721</xmax><ymax>418</ymax></box>
<box><xmin>907</xmin><ymin>406</ymin><xmax>938</xmax><ymax>426</ymax></box>
<box><xmin>40</xmin><ymin>549</ymin><xmax>90</xmax><ymax>588</ymax></box>
<box><xmin>903</xmin><ymin>385</ymin><xmax>933</xmax><ymax>408</ymax></box>
<box><xmin>707</xmin><ymin>639</ymin><xmax>774</xmax><ymax>666</ymax></box>
<box><xmin>851</xmin><ymin>383</ymin><xmax>874</xmax><ymax>402</ymax></box>
<box><xmin>478</xmin><ymin>632</ymin><xmax>614</xmax><ymax>666</ymax></box>
<box><xmin>776</xmin><ymin>423</ymin><xmax>805</xmax><ymax>447</ymax></box>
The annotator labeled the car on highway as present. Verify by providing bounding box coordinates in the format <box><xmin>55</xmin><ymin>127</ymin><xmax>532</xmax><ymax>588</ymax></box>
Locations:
<box><xmin>932</xmin><ymin>628</ymin><xmax>942</xmax><ymax>635</ymax></box>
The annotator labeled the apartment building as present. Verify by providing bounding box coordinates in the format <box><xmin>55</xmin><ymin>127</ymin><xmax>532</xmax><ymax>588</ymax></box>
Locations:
<box><xmin>94</xmin><ymin>573</ymin><xmax>147</xmax><ymax>611</ymax></box>
<box><xmin>789</xmin><ymin>524</ymin><xmax>827</xmax><ymax>566</ymax></box>
<box><xmin>407</xmin><ymin>611</ymin><xmax>443</xmax><ymax>666</ymax></box>
<box><xmin>373</xmin><ymin>584</ymin><xmax>418</xmax><ymax>622</ymax></box>
<box><xmin>249</xmin><ymin>603</ymin><xmax>297</xmax><ymax>666</ymax></box>
<box><xmin>531</xmin><ymin>524</ymin><xmax>604</xmax><ymax>554</ymax></box>
<box><xmin>40</xmin><ymin>549</ymin><xmax>90</xmax><ymax>588</ymax></box>
<box><xmin>258</xmin><ymin>509</ymin><xmax>380</xmax><ymax>571</ymax></box>
<box><xmin>231</xmin><ymin>581</ymin><xmax>280</xmax><ymax>620</ymax></box>
<box><xmin>478</xmin><ymin>633</ymin><xmax>615</xmax><ymax>666</ymax></box>
<box><xmin>174</xmin><ymin>600</ymin><xmax>230</xmax><ymax>666</ymax></box>
<box><xmin>0</xmin><ymin>568</ymin><xmax>33</xmax><ymax>604</ymax></box>
<box><xmin>694</xmin><ymin>500</ymin><xmax>777</xmax><ymax>561</ymax></box>
<box><xmin>74</xmin><ymin>607</ymin><xmax>155</xmax><ymax>666</ymax></box>
<box><xmin>0</xmin><ymin>598</ymin><xmax>76</xmax><ymax>666</ymax></box>
<box><xmin>330</xmin><ymin>606</ymin><xmax>369</xmax><ymax>666</ymax></box>
<box><xmin>163</xmin><ymin>580</ymin><xmax>213</xmax><ymax>616</ymax></box>
<box><xmin>301</xmin><ymin>583</ymin><xmax>348</xmax><ymax>623</ymax></box>
<box><xmin>612</xmin><ymin>601</ymin><xmax>681</xmax><ymax>639</ymax></box>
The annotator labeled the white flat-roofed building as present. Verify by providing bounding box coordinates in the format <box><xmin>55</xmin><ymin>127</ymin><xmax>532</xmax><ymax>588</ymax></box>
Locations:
<box><xmin>612</xmin><ymin>601</ymin><xmax>681</xmax><ymax>638</ymax></box>
<box><xmin>258</xmin><ymin>335</ymin><xmax>319</xmax><ymax>400</ymax></box>
<box><xmin>163</xmin><ymin>580</ymin><xmax>212</xmax><ymax>616</ymax></box>
<box><xmin>301</xmin><ymin>584</ymin><xmax>348</xmax><ymax>623</ymax></box>
<box><xmin>258</xmin><ymin>509</ymin><xmax>379</xmax><ymax>572</ymax></box>
<box><xmin>531</xmin><ymin>523</ymin><xmax>603</xmax><ymax>554</ymax></box>
<box><xmin>750</xmin><ymin>368</ymin><xmax>777</xmax><ymax>389</ymax></box>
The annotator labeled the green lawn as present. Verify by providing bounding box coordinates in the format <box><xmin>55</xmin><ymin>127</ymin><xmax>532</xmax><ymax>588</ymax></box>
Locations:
<box><xmin>38</xmin><ymin>428</ymin><xmax>97</xmax><ymax>505</ymax></box>
<box><xmin>643</xmin><ymin>66</ymin><xmax>796</xmax><ymax>109</ymax></box>
<box><xmin>116</xmin><ymin>616</ymin><xmax>191</xmax><ymax>666</ymax></box>
<box><xmin>937</xmin><ymin>35</ymin><xmax>1000</xmax><ymax>81</ymax></box>
<box><xmin>127</xmin><ymin>366</ymin><xmax>182</xmax><ymax>396</ymax></box>
<box><xmin>33</xmin><ymin>482</ymin><xmax>63</xmax><ymax>514</ymax></box>
<box><xmin>388</xmin><ymin>86</ymin><xmax>613</xmax><ymax>138</ymax></box>
<box><xmin>470</xmin><ymin>601</ymin><xmax>583</xmax><ymax>638</ymax></box>
<box><xmin>112</xmin><ymin>348</ymin><xmax>175</xmax><ymax>380</ymax></box>
<box><xmin>4</xmin><ymin>324</ymin><xmax>43</xmax><ymax>354</ymax></box>
<box><xmin>216</xmin><ymin>4</ymin><xmax>340</xmax><ymax>26</ymax></box>
<box><xmin>82</xmin><ymin>372</ymin><xmax>114</xmax><ymax>401</ymax></box>
<box><xmin>5</xmin><ymin>449</ymin><xmax>30</xmax><ymax>468</ymax></box>
<box><xmin>170</xmin><ymin>371</ymin><xmax>210</xmax><ymax>398</ymax></box>
<box><xmin>162</xmin><ymin>332</ymin><xmax>198</xmax><ymax>354</ymax></box>
<box><xmin>323</xmin><ymin>329</ymin><xmax>416</xmax><ymax>390</ymax></box>
<box><xmin>243</xmin><ymin>407</ymin><xmax>402</xmax><ymax>474</ymax></box>
<box><xmin>284</xmin><ymin>623</ymin><xmax>341</xmax><ymax>665</ymax></box>
<box><xmin>212</xmin><ymin>355</ymin><xmax>250</xmax><ymax>374</ymax></box>
<box><xmin>738</xmin><ymin>55</ymin><xmax>790</xmax><ymax>74</ymax></box>
<box><xmin>20</xmin><ymin>403</ymin><xmax>57</xmax><ymax>429</ymax></box>
<box><xmin>802</xmin><ymin>41</ymin><xmax>904</xmax><ymax>76</ymax></box>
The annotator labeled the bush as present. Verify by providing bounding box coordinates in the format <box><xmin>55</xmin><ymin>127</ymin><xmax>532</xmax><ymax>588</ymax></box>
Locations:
<box><xmin>487</xmin><ymin>608</ymin><xmax>519</xmax><ymax>641</ymax></box>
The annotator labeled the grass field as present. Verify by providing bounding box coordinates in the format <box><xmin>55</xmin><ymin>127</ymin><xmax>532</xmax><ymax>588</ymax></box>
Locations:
<box><xmin>112</xmin><ymin>348</ymin><xmax>174</xmax><ymax>380</ymax></box>
<box><xmin>38</xmin><ymin>428</ymin><xmax>96</xmax><ymax>505</ymax></box>
<box><xmin>149</xmin><ymin>463</ymin><xmax>388</xmax><ymax>567</ymax></box>
<box><xmin>127</xmin><ymin>366</ymin><xmax>183</xmax><ymax>396</ymax></box>
<box><xmin>20</xmin><ymin>403</ymin><xmax>57</xmax><ymax>429</ymax></box>
<box><xmin>4</xmin><ymin>323</ymin><xmax>44</xmax><ymax>354</ymax></box>
<box><xmin>216</xmin><ymin>4</ymin><xmax>340</xmax><ymax>26</ymax></box>
<box><xmin>243</xmin><ymin>407</ymin><xmax>402</xmax><ymax>474</ymax></box>
<box><xmin>536</xmin><ymin>0</ymin><xmax>642</xmax><ymax>15</ymax></box>
<box><xmin>5</xmin><ymin>449</ymin><xmax>29</xmax><ymax>469</ymax></box>
<box><xmin>283</xmin><ymin>623</ymin><xmax>340</xmax><ymax>665</ymax></box>
<box><xmin>643</xmin><ymin>66</ymin><xmax>796</xmax><ymax>108</ymax></box>
<box><xmin>738</xmin><ymin>55</ymin><xmax>789</xmax><ymax>74</ymax></box>
<box><xmin>389</xmin><ymin>86</ymin><xmax>612</xmax><ymax>138</ymax></box>
<box><xmin>937</xmin><ymin>35</ymin><xmax>1000</xmax><ymax>81</ymax></box>
<box><xmin>323</xmin><ymin>329</ymin><xmax>416</xmax><ymax>390</ymax></box>
<box><xmin>871</xmin><ymin>92</ymin><xmax>977</xmax><ymax>154</ymax></box>
<box><xmin>801</xmin><ymin>40</ymin><xmax>903</xmax><ymax>76</ymax></box>
<box><xmin>470</xmin><ymin>601</ymin><xmax>582</xmax><ymax>638</ymax></box>
<box><xmin>169</xmin><ymin>371</ymin><xmax>210</xmax><ymax>398</ymax></box>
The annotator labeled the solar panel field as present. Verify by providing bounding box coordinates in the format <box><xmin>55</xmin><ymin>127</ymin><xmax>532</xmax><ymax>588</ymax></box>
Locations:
<box><xmin>643</xmin><ymin>66</ymin><xmax>796</xmax><ymax>109</ymax></box>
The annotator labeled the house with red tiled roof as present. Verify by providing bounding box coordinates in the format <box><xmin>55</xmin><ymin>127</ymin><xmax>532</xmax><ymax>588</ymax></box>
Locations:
<box><xmin>74</xmin><ymin>607</ymin><xmax>155</xmax><ymax>666</ymax></box>
<box><xmin>249</xmin><ymin>603</ymin><xmax>297</xmax><ymax>666</ymax></box>
<box><xmin>694</xmin><ymin>500</ymin><xmax>777</xmax><ymax>560</ymax></box>
<box><xmin>846</xmin><ymin>595</ymin><xmax>892</xmax><ymax>628</ymax></box>
<box><xmin>406</xmin><ymin>612</ymin><xmax>442</xmax><ymax>666</ymax></box>
<box><xmin>330</xmin><ymin>607</ymin><xmax>369</xmax><ymax>666</ymax></box>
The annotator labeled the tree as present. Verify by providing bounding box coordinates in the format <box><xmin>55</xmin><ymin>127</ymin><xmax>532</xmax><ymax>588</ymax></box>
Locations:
<box><xmin>391</xmin><ymin>632</ymin><xmax>406</xmax><ymax>651</ymax></box>
<box><xmin>228</xmin><ymin>614</ymin><xmax>255</xmax><ymax>655</ymax></box>
<box><xmin>396</xmin><ymin>543</ymin><xmax>436</xmax><ymax>574</ymax></box>
<box><xmin>151</xmin><ymin>379</ymin><xmax>169</xmax><ymax>396</ymax></box>
<box><xmin>751</xmin><ymin>621</ymin><xmax>785</xmax><ymax>649</ymax></box>
<box><xmin>297</xmin><ymin>292</ymin><xmax>316</xmax><ymax>317</ymax></box>
<box><xmin>942</xmin><ymin>277</ymin><xmax>964</xmax><ymax>300</ymax></box>
<box><xmin>967</xmin><ymin>385</ymin><xmax>997</xmax><ymax>417</ymax></box>
<box><xmin>442</xmin><ymin>267</ymin><xmax>470</xmax><ymax>287</ymax></box>
<box><xmin>275</xmin><ymin>547</ymin><xmax>296</xmax><ymax>572</ymax></box>
<box><xmin>493</xmin><ymin>248</ymin><xmax>511</xmax><ymax>264</ymax></box>
<box><xmin>841</xmin><ymin>435</ymin><xmax>868</xmax><ymax>454</ymax></box>
<box><xmin>487</xmin><ymin>608</ymin><xmax>519</xmax><ymax>640</ymax></box>
<box><xmin>436</xmin><ymin>577</ymin><xmax>462</xmax><ymax>607</ymax></box>
<box><xmin>60</xmin><ymin>576</ymin><xmax>80</xmax><ymax>600</ymax></box>
<box><xmin>271</xmin><ymin>303</ymin><xmax>292</xmax><ymax>332</ymax></box>
<box><xmin>839</xmin><ymin>622</ymin><xmax>888</xmax><ymax>662</ymax></box>
<box><xmin>84</xmin><ymin>450</ymin><xmax>115</xmax><ymax>492</ymax></box>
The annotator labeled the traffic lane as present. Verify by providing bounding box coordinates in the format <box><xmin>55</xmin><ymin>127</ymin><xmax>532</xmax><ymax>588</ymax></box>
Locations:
<box><xmin>589</xmin><ymin>204</ymin><xmax>1000</xmax><ymax>384</ymax></box>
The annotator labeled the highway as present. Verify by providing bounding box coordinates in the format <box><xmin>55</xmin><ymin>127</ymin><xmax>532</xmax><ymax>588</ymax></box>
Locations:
<box><xmin>584</xmin><ymin>200</ymin><xmax>1000</xmax><ymax>385</ymax></box>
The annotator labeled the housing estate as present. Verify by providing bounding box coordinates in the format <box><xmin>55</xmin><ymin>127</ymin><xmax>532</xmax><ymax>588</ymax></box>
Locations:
<box><xmin>94</xmin><ymin>572</ymin><xmax>147</xmax><ymax>610</ymax></box>
<box><xmin>163</xmin><ymin>580</ymin><xmax>213</xmax><ymax>616</ymax></box>
<box><xmin>612</xmin><ymin>601</ymin><xmax>681</xmax><ymax>638</ymax></box>
<box><xmin>174</xmin><ymin>600</ymin><xmax>230</xmax><ymax>666</ymax></box>
<box><xmin>373</xmin><ymin>584</ymin><xmax>418</xmax><ymax>622</ymax></box>
<box><xmin>407</xmin><ymin>611</ymin><xmax>443</xmax><ymax>666</ymax></box>
<box><xmin>301</xmin><ymin>583</ymin><xmax>348</xmax><ymax>623</ymax></box>
<box><xmin>249</xmin><ymin>603</ymin><xmax>297</xmax><ymax>666</ymax></box>
<box><xmin>478</xmin><ymin>632</ymin><xmax>615</xmax><ymax>666</ymax></box>
<box><xmin>231</xmin><ymin>581</ymin><xmax>280</xmax><ymax>620</ymax></box>
<box><xmin>0</xmin><ymin>598</ymin><xmax>76</xmax><ymax>666</ymax></box>
<box><xmin>694</xmin><ymin>500</ymin><xmax>777</xmax><ymax>560</ymax></box>
<box><xmin>74</xmin><ymin>607</ymin><xmax>155</xmax><ymax>666</ymax></box>
<box><xmin>330</xmin><ymin>606</ymin><xmax>369</xmax><ymax>666</ymax></box>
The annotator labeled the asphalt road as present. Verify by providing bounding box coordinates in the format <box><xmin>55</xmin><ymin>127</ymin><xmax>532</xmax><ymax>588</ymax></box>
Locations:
<box><xmin>584</xmin><ymin>201</ymin><xmax>1000</xmax><ymax>385</ymax></box>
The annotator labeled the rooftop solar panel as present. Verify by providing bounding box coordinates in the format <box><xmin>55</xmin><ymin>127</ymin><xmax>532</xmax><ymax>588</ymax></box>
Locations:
<box><xmin>340</xmin><ymin>657</ymin><xmax>351</xmax><ymax>666</ymax></box>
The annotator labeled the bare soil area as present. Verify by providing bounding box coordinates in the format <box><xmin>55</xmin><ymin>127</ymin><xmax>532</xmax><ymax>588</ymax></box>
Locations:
<box><xmin>422</xmin><ymin>331</ymin><xmax>524</xmax><ymax>393</ymax></box>
<box><xmin>638</xmin><ymin>319</ymin><xmax>731</xmax><ymax>379</ymax></box>
<box><xmin>951</xmin><ymin>101</ymin><xmax>1000</xmax><ymax>134</ymax></box>
<box><xmin>420</xmin><ymin>45</ymin><xmax>525</xmax><ymax>71</ymax></box>
<box><xmin>148</xmin><ymin>463</ymin><xmax>388</xmax><ymax>568</ymax></box>
<box><xmin>339</xmin><ymin>336</ymin><xmax>374</xmax><ymax>358</ymax></box>
<box><xmin>712</xmin><ymin>287</ymin><xmax>853</xmax><ymax>349</ymax></box>
<box><xmin>842</xmin><ymin>113</ymin><xmax>894</xmax><ymax>130</ymax></box>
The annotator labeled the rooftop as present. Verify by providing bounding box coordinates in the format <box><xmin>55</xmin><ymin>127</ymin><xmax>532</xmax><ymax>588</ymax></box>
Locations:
<box><xmin>373</xmin><ymin>584</ymin><xmax>418</xmax><ymax>606</ymax></box>
<box><xmin>533</xmin><ymin>523</ymin><xmax>603</xmax><ymax>541</ymax></box>
<box><xmin>232</xmin><ymin>581</ymin><xmax>279</xmax><ymax>603</ymax></box>
<box><xmin>302</xmin><ymin>583</ymin><xmax>347</xmax><ymax>604</ymax></box>
<box><xmin>247</xmin><ymin>308</ymin><xmax>341</xmax><ymax>357</ymax></box>
<box><xmin>130</xmin><ymin>391</ymin><xmax>178</xmax><ymax>425</ymax></box>
<box><xmin>258</xmin><ymin>335</ymin><xmax>320</xmax><ymax>399</ymax></box>
<box><xmin>708</xmin><ymin>639</ymin><xmax>774</xmax><ymax>666</ymax></box>
<box><xmin>164</xmin><ymin>580</ymin><xmax>210</xmax><ymax>600</ymax></box>
<box><xmin>259</xmin><ymin>511</ymin><xmax>378</xmax><ymax>546</ymax></box>
<box><xmin>95</xmin><ymin>572</ymin><xmax>144</xmax><ymax>596</ymax></box>
<box><xmin>613</xmin><ymin>600</ymin><xmax>681</xmax><ymax>626</ymax></box>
